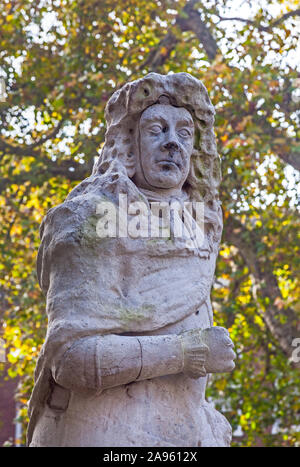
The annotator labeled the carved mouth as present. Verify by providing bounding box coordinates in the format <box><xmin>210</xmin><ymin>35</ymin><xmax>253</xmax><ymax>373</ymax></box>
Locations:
<box><xmin>157</xmin><ymin>160</ymin><xmax>180</xmax><ymax>169</ymax></box>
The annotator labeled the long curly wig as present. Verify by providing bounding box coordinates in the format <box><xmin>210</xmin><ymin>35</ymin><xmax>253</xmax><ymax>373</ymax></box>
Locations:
<box><xmin>68</xmin><ymin>72</ymin><xmax>223</xmax><ymax>250</ymax></box>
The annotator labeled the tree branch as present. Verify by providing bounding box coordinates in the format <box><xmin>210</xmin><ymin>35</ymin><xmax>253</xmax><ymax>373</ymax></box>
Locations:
<box><xmin>217</xmin><ymin>8</ymin><xmax>300</xmax><ymax>32</ymax></box>
<box><xmin>277</xmin><ymin>151</ymin><xmax>300</xmax><ymax>171</ymax></box>
<box><xmin>141</xmin><ymin>32</ymin><xmax>178</xmax><ymax>70</ymax></box>
<box><xmin>177</xmin><ymin>1</ymin><xmax>219</xmax><ymax>60</ymax></box>
<box><xmin>142</xmin><ymin>0</ymin><xmax>219</xmax><ymax>70</ymax></box>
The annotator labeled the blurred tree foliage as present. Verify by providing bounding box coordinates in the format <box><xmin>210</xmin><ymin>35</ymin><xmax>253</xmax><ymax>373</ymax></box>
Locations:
<box><xmin>0</xmin><ymin>0</ymin><xmax>299</xmax><ymax>447</ymax></box>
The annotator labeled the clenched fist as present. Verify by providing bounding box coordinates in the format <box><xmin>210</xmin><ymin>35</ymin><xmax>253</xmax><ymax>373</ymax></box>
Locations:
<box><xmin>180</xmin><ymin>326</ymin><xmax>236</xmax><ymax>378</ymax></box>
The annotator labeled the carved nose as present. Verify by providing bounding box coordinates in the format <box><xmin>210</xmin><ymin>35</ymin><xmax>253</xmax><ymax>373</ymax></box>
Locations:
<box><xmin>163</xmin><ymin>141</ymin><xmax>179</xmax><ymax>152</ymax></box>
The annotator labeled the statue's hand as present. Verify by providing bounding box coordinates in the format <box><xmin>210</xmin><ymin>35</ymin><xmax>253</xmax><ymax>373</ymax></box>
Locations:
<box><xmin>180</xmin><ymin>326</ymin><xmax>235</xmax><ymax>378</ymax></box>
<box><xmin>200</xmin><ymin>326</ymin><xmax>236</xmax><ymax>374</ymax></box>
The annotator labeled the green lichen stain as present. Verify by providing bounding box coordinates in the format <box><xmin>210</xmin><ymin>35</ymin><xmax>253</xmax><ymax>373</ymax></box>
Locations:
<box><xmin>146</xmin><ymin>238</ymin><xmax>160</xmax><ymax>246</ymax></box>
<box><xmin>78</xmin><ymin>213</ymin><xmax>110</xmax><ymax>249</ymax></box>
<box><xmin>118</xmin><ymin>304</ymin><xmax>154</xmax><ymax>327</ymax></box>
<box><xmin>146</xmin><ymin>236</ymin><xmax>174</xmax><ymax>247</ymax></box>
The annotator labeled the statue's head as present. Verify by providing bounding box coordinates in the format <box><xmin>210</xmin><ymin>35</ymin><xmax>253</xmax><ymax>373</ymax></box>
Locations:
<box><xmin>90</xmin><ymin>73</ymin><xmax>222</xmax><ymax>248</ymax></box>
<box><xmin>133</xmin><ymin>96</ymin><xmax>195</xmax><ymax>193</ymax></box>
<box><xmin>93</xmin><ymin>72</ymin><xmax>220</xmax><ymax>206</ymax></box>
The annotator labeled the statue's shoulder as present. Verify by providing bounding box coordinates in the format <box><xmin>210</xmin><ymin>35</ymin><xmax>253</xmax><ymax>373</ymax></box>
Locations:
<box><xmin>40</xmin><ymin>175</ymin><xmax>113</xmax><ymax>242</ymax></box>
<box><xmin>37</xmin><ymin>176</ymin><xmax>117</xmax><ymax>294</ymax></box>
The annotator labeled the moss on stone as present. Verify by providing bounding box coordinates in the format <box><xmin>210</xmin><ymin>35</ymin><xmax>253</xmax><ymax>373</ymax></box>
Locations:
<box><xmin>118</xmin><ymin>304</ymin><xmax>154</xmax><ymax>327</ymax></box>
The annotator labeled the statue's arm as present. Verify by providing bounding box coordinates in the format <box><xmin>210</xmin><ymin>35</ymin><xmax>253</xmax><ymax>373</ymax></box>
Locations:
<box><xmin>51</xmin><ymin>334</ymin><xmax>185</xmax><ymax>393</ymax></box>
<box><xmin>51</xmin><ymin>327</ymin><xmax>235</xmax><ymax>393</ymax></box>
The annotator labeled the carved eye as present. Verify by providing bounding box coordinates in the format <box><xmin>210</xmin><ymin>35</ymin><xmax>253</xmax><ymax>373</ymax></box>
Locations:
<box><xmin>149</xmin><ymin>124</ymin><xmax>162</xmax><ymax>134</ymax></box>
<box><xmin>178</xmin><ymin>128</ymin><xmax>191</xmax><ymax>138</ymax></box>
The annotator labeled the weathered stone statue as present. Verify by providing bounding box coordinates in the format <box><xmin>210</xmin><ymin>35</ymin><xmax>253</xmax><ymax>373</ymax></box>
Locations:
<box><xmin>28</xmin><ymin>73</ymin><xmax>236</xmax><ymax>447</ymax></box>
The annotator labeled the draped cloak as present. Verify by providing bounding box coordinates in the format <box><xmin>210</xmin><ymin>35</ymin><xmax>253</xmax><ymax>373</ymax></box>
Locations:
<box><xmin>27</xmin><ymin>173</ymin><xmax>231</xmax><ymax>447</ymax></box>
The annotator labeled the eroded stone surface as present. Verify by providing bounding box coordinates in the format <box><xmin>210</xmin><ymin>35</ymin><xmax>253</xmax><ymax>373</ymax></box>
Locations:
<box><xmin>28</xmin><ymin>72</ymin><xmax>235</xmax><ymax>447</ymax></box>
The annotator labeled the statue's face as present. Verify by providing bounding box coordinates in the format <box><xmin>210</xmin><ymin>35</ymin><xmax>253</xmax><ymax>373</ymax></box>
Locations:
<box><xmin>136</xmin><ymin>104</ymin><xmax>194</xmax><ymax>191</ymax></box>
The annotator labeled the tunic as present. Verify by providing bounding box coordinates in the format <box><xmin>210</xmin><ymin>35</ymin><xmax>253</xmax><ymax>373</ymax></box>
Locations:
<box><xmin>28</xmin><ymin>177</ymin><xmax>231</xmax><ymax>447</ymax></box>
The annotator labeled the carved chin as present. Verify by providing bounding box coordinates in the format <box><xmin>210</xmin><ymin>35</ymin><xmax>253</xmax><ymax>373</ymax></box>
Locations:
<box><xmin>145</xmin><ymin>164</ymin><xmax>184</xmax><ymax>187</ymax></box>
<box><xmin>150</xmin><ymin>175</ymin><xmax>181</xmax><ymax>189</ymax></box>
